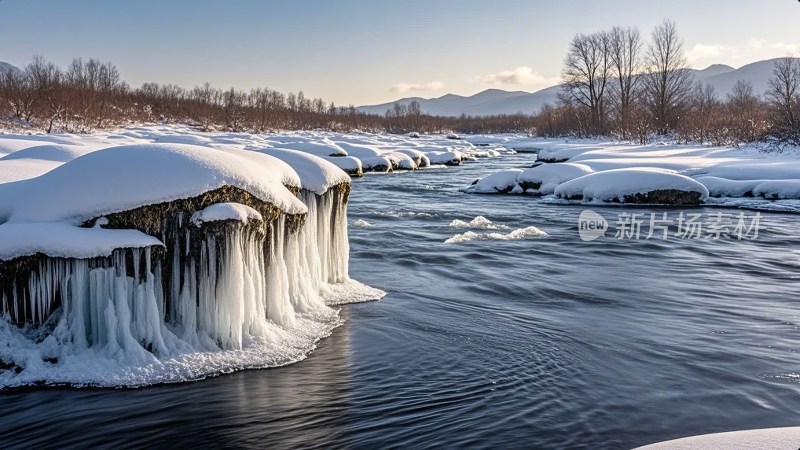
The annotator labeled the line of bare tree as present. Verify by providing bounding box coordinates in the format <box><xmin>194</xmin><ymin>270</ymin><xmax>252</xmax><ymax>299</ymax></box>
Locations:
<box><xmin>552</xmin><ymin>19</ymin><xmax>800</xmax><ymax>145</ymax></box>
<box><xmin>0</xmin><ymin>54</ymin><xmax>541</xmax><ymax>135</ymax></box>
<box><xmin>1</xmin><ymin>39</ymin><xmax>798</xmax><ymax>144</ymax></box>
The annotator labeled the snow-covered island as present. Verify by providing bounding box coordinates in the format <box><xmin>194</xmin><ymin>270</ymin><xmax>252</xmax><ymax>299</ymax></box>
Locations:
<box><xmin>464</xmin><ymin>138</ymin><xmax>800</xmax><ymax>211</ymax></box>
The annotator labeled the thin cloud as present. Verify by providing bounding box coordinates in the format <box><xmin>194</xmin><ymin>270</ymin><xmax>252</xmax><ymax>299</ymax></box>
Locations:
<box><xmin>481</xmin><ymin>66</ymin><xmax>559</xmax><ymax>88</ymax></box>
<box><xmin>390</xmin><ymin>81</ymin><xmax>444</xmax><ymax>93</ymax></box>
<box><xmin>686</xmin><ymin>40</ymin><xmax>798</xmax><ymax>67</ymax></box>
<box><xmin>687</xmin><ymin>44</ymin><xmax>727</xmax><ymax>63</ymax></box>
<box><xmin>748</xmin><ymin>39</ymin><xmax>799</xmax><ymax>55</ymax></box>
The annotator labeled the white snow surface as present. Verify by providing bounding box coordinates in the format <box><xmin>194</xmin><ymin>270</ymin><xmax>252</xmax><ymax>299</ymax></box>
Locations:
<box><xmin>636</xmin><ymin>426</ymin><xmax>800</xmax><ymax>450</ymax></box>
<box><xmin>518</xmin><ymin>163</ymin><xmax>594</xmax><ymax>194</ymax></box>
<box><xmin>0</xmin><ymin>222</ymin><xmax>164</xmax><ymax>260</ymax></box>
<box><xmin>258</xmin><ymin>148</ymin><xmax>350</xmax><ymax>194</ymax></box>
<box><xmin>464</xmin><ymin>169</ymin><xmax>524</xmax><ymax>194</ymax></box>
<box><xmin>0</xmin><ymin>143</ymin><xmax>307</xmax><ymax>225</ymax></box>
<box><xmin>554</xmin><ymin>168</ymin><xmax>709</xmax><ymax>202</ymax></box>
<box><xmin>465</xmin><ymin>137</ymin><xmax>800</xmax><ymax>206</ymax></box>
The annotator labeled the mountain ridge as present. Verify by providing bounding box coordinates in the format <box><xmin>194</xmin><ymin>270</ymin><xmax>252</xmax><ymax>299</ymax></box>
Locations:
<box><xmin>358</xmin><ymin>58</ymin><xmax>795</xmax><ymax>117</ymax></box>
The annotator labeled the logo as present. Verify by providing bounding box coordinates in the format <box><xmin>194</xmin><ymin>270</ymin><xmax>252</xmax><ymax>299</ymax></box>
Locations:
<box><xmin>578</xmin><ymin>210</ymin><xmax>608</xmax><ymax>241</ymax></box>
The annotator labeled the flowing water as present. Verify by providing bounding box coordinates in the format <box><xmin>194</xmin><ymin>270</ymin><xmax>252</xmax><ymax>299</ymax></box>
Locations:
<box><xmin>3</xmin><ymin>153</ymin><xmax>800</xmax><ymax>449</ymax></box>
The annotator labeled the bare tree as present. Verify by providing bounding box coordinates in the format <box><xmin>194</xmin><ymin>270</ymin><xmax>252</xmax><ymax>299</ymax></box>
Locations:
<box><xmin>766</xmin><ymin>57</ymin><xmax>800</xmax><ymax>142</ymax></box>
<box><xmin>727</xmin><ymin>80</ymin><xmax>766</xmax><ymax>142</ymax></box>
<box><xmin>560</xmin><ymin>31</ymin><xmax>611</xmax><ymax>134</ymax></box>
<box><xmin>642</xmin><ymin>20</ymin><xmax>694</xmax><ymax>135</ymax></box>
<box><xmin>607</xmin><ymin>26</ymin><xmax>642</xmax><ymax>138</ymax></box>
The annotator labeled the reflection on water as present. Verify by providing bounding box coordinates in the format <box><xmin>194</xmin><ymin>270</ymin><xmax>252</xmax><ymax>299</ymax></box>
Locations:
<box><xmin>1</xmin><ymin>314</ymin><xmax>354</xmax><ymax>450</ymax></box>
<box><xmin>3</xmin><ymin>152</ymin><xmax>800</xmax><ymax>449</ymax></box>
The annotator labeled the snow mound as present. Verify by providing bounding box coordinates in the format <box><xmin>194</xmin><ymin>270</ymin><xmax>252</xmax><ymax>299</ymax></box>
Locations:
<box><xmin>190</xmin><ymin>202</ymin><xmax>263</xmax><ymax>227</ymax></box>
<box><xmin>464</xmin><ymin>169</ymin><xmax>524</xmax><ymax>194</ymax></box>
<box><xmin>752</xmin><ymin>179</ymin><xmax>800</xmax><ymax>199</ymax></box>
<box><xmin>323</xmin><ymin>156</ymin><xmax>362</xmax><ymax>177</ymax></box>
<box><xmin>636</xmin><ymin>426</ymin><xmax>800</xmax><ymax>450</ymax></box>
<box><xmin>361</xmin><ymin>155</ymin><xmax>393</xmax><ymax>172</ymax></box>
<box><xmin>260</xmin><ymin>148</ymin><xmax>350</xmax><ymax>194</ymax></box>
<box><xmin>0</xmin><ymin>222</ymin><xmax>163</xmax><ymax>260</ymax></box>
<box><xmin>444</xmin><ymin>226</ymin><xmax>547</xmax><ymax>244</ymax></box>
<box><xmin>426</xmin><ymin>150</ymin><xmax>463</xmax><ymax>166</ymax></box>
<box><xmin>277</xmin><ymin>139</ymin><xmax>348</xmax><ymax>157</ymax></box>
<box><xmin>0</xmin><ymin>143</ymin><xmax>307</xmax><ymax>225</ymax></box>
<box><xmin>518</xmin><ymin>163</ymin><xmax>594</xmax><ymax>194</ymax></box>
<box><xmin>554</xmin><ymin>168</ymin><xmax>709</xmax><ymax>204</ymax></box>
<box><xmin>695</xmin><ymin>176</ymin><xmax>762</xmax><ymax>198</ymax></box>
<box><xmin>449</xmin><ymin>216</ymin><xmax>508</xmax><ymax>230</ymax></box>
<box><xmin>0</xmin><ymin>144</ymin><xmax>96</xmax><ymax>163</ymax></box>
<box><xmin>0</xmin><ymin>159</ymin><xmax>62</xmax><ymax>184</ymax></box>
<box><xmin>385</xmin><ymin>152</ymin><xmax>417</xmax><ymax>170</ymax></box>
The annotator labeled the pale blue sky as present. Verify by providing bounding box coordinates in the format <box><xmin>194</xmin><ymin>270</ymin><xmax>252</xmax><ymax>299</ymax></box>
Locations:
<box><xmin>0</xmin><ymin>0</ymin><xmax>797</xmax><ymax>105</ymax></box>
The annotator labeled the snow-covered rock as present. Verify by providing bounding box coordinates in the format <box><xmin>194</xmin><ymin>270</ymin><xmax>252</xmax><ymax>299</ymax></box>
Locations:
<box><xmin>464</xmin><ymin>169</ymin><xmax>524</xmax><ymax>194</ymax></box>
<box><xmin>426</xmin><ymin>150</ymin><xmax>463</xmax><ymax>166</ymax></box>
<box><xmin>554</xmin><ymin>168</ymin><xmax>709</xmax><ymax>205</ymax></box>
<box><xmin>517</xmin><ymin>163</ymin><xmax>594</xmax><ymax>194</ymax></box>
<box><xmin>0</xmin><ymin>143</ymin><xmax>307</xmax><ymax>225</ymax></box>
<box><xmin>323</xmin><ymin>156</ymin><xmax>363</xmax><ymax>177</ymax></box>
<box><xmin>260</xmin><ymin>148</ymin><xmax>350</xmax><ymax>194</ymax></box>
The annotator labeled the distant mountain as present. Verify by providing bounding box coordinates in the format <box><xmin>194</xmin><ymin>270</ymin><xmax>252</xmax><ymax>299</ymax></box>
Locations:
<box><xmin>359</xmin><ymin>58</ymin><xmax>794</xmax><ymax>117</ymax></box>
<box><xmin>0</xmin><ymin>61</ymin><xmax>18</xmax><ymax>73</ymax></box>
<box><xmin>696</xmin><ymin>58</ymin><xmax>787</xmax><ymax>99</ymax></box>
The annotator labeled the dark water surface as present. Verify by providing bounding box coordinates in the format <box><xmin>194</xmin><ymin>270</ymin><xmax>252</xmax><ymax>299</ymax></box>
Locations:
<box><xmin>3</xmin><ymin>153</ymin><xmax>800</xmax><ymax>449</ymax></box>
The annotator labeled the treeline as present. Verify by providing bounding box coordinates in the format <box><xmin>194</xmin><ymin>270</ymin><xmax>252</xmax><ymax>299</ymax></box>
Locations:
<box><xmin>2</xmin><ymin>36</ymin><xmax>798</xmax><ymax>144</ymax></box>
<box><xmin>0</xmin><ymin>54</ymin><xmax>534</xmax><ymax>135</ymax></box>
<box><xmin>537</xmin><ymin>20</ymin><xmax>800</xmax><ymax>145</ymax></box>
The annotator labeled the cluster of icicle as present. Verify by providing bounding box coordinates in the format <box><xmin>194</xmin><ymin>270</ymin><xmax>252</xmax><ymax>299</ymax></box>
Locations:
<box><xmin>1</xmin><ymin>188</ymin><xmax>352</xmax><ymax>363</ymax></box>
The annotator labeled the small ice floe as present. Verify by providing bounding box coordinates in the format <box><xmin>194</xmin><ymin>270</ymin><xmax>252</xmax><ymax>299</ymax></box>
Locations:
<box><xmin>353</xmin><ymin>219</ymin><xmax>373</xmax><ymax>228</ymax></box>
<box><xmin>444</xmin><ymin>226</ymin><xmax>547</xmax><ymax>245</ymax></box>
<box><xmin>448</xmin><ymin>216</ymin><xmax>508</xmax><ymax>230</ymax></box>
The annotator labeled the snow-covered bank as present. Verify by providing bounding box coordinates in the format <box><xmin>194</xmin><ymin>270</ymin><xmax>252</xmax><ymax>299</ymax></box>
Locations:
<box><xmin>636</xmin><ymin>426</ymin><xmax>800</xmax><ymax>449</ymax></box>
<box><xmin>464</xmin><ymin>138</ymin><xmax>800</xmax><ymax>209</ymax></box>
<box><xmin>0</xmin><ymin>128</ymin><xmax>411</xmax><ymax>388</ymax></box>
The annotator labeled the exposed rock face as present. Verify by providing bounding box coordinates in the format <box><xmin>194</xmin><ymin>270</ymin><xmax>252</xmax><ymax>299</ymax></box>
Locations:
<box><xmin>518</xmin><ymin>181</ymin><xmax>542</xmax><ymax>192</ymax></box>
